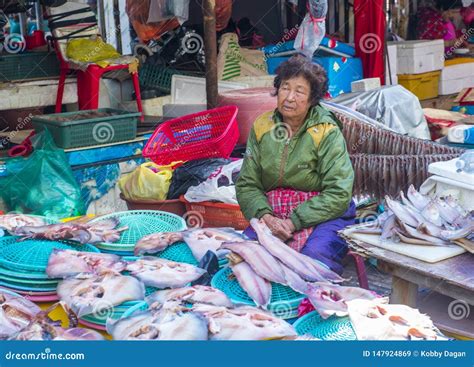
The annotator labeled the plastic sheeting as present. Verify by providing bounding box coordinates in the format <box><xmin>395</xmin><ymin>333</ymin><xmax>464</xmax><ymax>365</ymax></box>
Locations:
<box><xmin>294</xmin><ymin>0</ymin><xmax>327</xmax><ymax>57</ymax></box>
<box><xmin>331</xmin><ymin>85</ymin><xmax>431</xmax><ymax>140</ymax></box>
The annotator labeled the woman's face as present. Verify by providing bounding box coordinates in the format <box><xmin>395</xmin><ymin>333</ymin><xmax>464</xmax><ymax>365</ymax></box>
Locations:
<box><xmin>277</xmin><ymin>75</ymin><xmax>312</xmax><ymax>123</ymax></box>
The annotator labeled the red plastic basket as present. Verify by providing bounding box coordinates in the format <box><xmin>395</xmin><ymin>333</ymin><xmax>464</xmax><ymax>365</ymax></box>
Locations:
<box><xmin>180</xmin><ymin>196</ymin><xmax>250</xmax><ymax>230</ymax></box>
<box><xmin>143</xmin><ymin>106</ymin><xmax>239</xmax><ymax>165</ymax></box>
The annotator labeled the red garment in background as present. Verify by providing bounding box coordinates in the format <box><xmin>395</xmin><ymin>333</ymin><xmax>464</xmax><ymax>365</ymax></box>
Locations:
<box><xmin>416</xmin><ymin>7</ymin><xmax>445</xmax><ymax>40</ymax></box>
<box><xmin>353</xmin><ymin>0</ymin><xmax>386</xmax><ymax>84</ymax></box>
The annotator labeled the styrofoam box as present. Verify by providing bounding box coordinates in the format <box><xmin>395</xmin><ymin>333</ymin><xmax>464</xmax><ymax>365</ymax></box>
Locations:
<box><xmin>171</xmin><ymin>75</ymin><xmax>249</xmax><ymax>104</ymax></box>
<box><xmin>428</xmin><ymin>158</ymin><xmax>474</xmax><ymax>187</ymax></box>
<box><xmin>385</xmin><ymin>43</ymin><xmax>397</xmax><ymax>76</ymax></box>
<box><xmin>351</xmin><ymin>78</ymin><xmax>381</xmax><ymax>93</ymax></box>
<box><xmin>391</xmin><ymin>40</ymin><xmax>444</xmax><ymax>74</ymax></box>
<box><xmin>386</xmin><ymin>74</ymin><xmax>398</xmax><ymax>85</ymax></box>
<box><xmin>439</xmin><ymin>63</ymin><xmax>474</xmax><ymax>95</ymax></box>
<box><xmin>122</xmin><ymin>95</ymin><xmax>171</xmax><ymax>116</ymax></box>
<box><xmin>163</xmin><ymin>104</ymin><xmax>207</xmax><ymax>118</ymax></box>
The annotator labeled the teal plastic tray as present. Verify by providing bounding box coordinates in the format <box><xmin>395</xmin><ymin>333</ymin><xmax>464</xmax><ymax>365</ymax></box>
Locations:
<box><xmin>293</xmin><ymin>311</ymin><xmax>357</xmax><ymax>340</ymax></box>
<box><xmin>0</xmin><ymin>237</ymin><xmax>99</xmax><ymax>273</ymax></box>
<box><xmin>211</xmin><ymin>267</ymin><xmax>304</xmax><ymax>319</ymax></box>
<box><xmin>89</xmin><ymin>211</ymin><xmax>187</xmax><ymax>248</ymax></box>
<box><xmin>0</xmin><ymin>280</ymin><xmax>57</xmax><ymax>292</ymax></box>
<box><xmin>0</xmin><ymin>266</ymin><xmax>49</xmax><ymax>280</ymax></box>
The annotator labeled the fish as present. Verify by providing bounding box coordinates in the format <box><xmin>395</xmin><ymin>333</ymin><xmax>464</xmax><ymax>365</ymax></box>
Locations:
<box><xmin>13</xmin><ymin>320</ymin><xmax>105</xmax><ymax>340</ymax></box>
<box><xmin>416</xmin><ymin>222</ymin><xmax>443</xmax><ymax>238</ymax></box>
<box><xmin>444</xmin><ymin>195</ymin><xmax>469</xmax><ymax>218</ymax></box>
<box><xmin>399</xmin><ymin>191</ymin><xmax>420</xmax><ymax>213</ymax></box>
<box><xmin>421</xmin><ymin>202</ymin><xmax>444</xmax><ymax>227</ymax></box>
<box><xmin>46</xmin><ymin>249</ymin><xmax>126</xmax><ymax>278</ymax></box>
<box><xmin>439</xmin><ymin>222</ymin><xmax>474</xmax><ymax>241</ymax></box>
<box><xmin>434</xmin><ymin>198</ymin><xmax>465</xmax><ymax>225</ymax></box>
<box><xmin>134</xmin><ymin>232</ymin><xmax>184</xmax><ymax>256</ymax></box>
<box><xmin>380</xmin><ymin>214</ymin><xmax>397</xmax><ymax>241</ymax></box>
<box><xmin>280</xmin><ymin>264</ymin><xmax>308</xmax><ymax>294</ymax></box>
<box><xmin>126</xmin><ymin>257</ymin><xmax>206</xmax><ymax>289</ymax></box>
<box><xmin>57</xmin><ymin>274</ymin><xmax>145</xmax><ymax>318</ymax></box>
<box><xmin>274</xmin><ymin>335</ymin><xmax>320</xmax><ymax>341</ymax></box>
<box><xmin>219</xmin><ymin>241</ymin><xmax>287</xmax><ymax>284</ymax></box>
<box><xmin>0</xmin><ymin>291</ymin><xmax>41</xmax><ymax>339</ymax></box>
<box><xmin>146</xmin><ymin>285</ymin><xmax>233</xmax><ymax>308</ymax></box>
<box><xmin>347</xmin><ymin>298</ymin><xmax>448</xmax><ymax>340</ymax></box>
<box><xmin>107</xmin><ymin>303</ymin><xmax>208</xmax><ymax>340</ymax></box>
<box><xmin>250</xmin><ymin>219</ymin><xmax>344</xmax><ymax>283</ymax></box>
<box><xmin>406</xmin><ymin>185</ymin><xmax>431</xmax><ymax>211</ymax></box>
<box><xmin>0</xmin><ymin>214</ymin><xmax>47</xmax><ymax>232</ymax></box>
<box><xmin>384</xmin><ymin>196</ymin><xmax>419</xmax><ymax>228</ymax></box>
<box><xmin>396</xmin><ymin>221</ymin><xmax>450</xmax><ymax>246</ymax></box>
<box><xmin>229</xmin><ymin>258</ymin><xmax>272</xmax><ymax>309</ymax></box>
<box><xmin>13</xmin><ymin>217</ymin><xmax>127</xmax><ymax>244</ymax></box>
<box><xmin>305</xmin><ymin>282</ymin><xmax>377</xmax><ymax>319</ymax></box>
<box><xmin>192</xmin><ymin>304</ymin><xmax>296</xmax><ymax>340</ymax></box>
<box><xmin>182</xmin><ymin>228</ymin><xmax>245</xmax><ymax>261</ymax></box>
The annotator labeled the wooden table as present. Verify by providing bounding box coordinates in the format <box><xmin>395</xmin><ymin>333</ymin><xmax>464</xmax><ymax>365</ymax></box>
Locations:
<box><xmin>350</xmin><ymin>241</ymin><xmax>474</xmax><ymax>338</ymax></box>
<box><xmin>351</xmin><ymin>241</ymin><xmax>474</xmax><ymax>307</ymax></box>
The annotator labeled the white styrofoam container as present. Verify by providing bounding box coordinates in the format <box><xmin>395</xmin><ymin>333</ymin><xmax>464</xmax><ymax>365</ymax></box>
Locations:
<box><xmin>386</xmin><ymin>74</ymin><xmax>398</xmax><ymax>85</ymax></box>
<box><xmin>229</xmin><ymin>75</ymin><xmax>276</xmax><ymax>88</ymax></box>
<box><xmin>420</xmin><ymin>175</ymin><xmax>474</xmax><ymax>211</ymax></box>
<box><xmin>385</xmin><ymin>43</ymin><xmax>397</xmax><ymax>79</ymax></box>
<box><xmin>428</xmin><ymin>158</ymin><xmax>474</xmax><ymax>187</ymax></box>
<box><xmin>439</xmin><ymin>62</ymin><xmax>474</xmax><ymax>95</ymax></box>
<box><xmin>122</xmin><ymin>95</ymin><xmax>172</xmax><ymax>116</ymax></box>
<box><xmin>163</xmin><ymin>104</ymin><xmax>207</xmax><ymax>118</ymax></box>
<box><xmin>391</xmin><ymin>40</ymin><xmax>445</xmax><ymax>74</ymax></box>
<box><xmin>171</xmin><ymin>75</ymin><xmax>249</xmax><ymax>104</ymax></box>
<box><xmin>351</xmin><ymin>78</ymin><xmax>381</xmax><ymax>93</ymax></box>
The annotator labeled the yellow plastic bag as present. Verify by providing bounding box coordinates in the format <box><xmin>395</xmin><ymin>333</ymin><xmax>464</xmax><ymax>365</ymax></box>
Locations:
<box><xmin>118</xmin><ymin>162</ymin><xmax>175</xmax><ymax>201</ymax></box>
<box><xmin>66</xmin><ymin>37</ymin><xmax>121</xmax><ymax>68</ymax></box>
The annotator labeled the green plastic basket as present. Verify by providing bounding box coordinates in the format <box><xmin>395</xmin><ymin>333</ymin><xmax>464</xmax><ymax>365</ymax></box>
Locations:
<box><xmin>139</xmin><ymin>64</ymin><xmax>184</xmax><ymax>93</ymax></box>
<box><xmin>211</xmin><ymin>267</ymin><xmax>304</xmax><ymax>319</ymax></box>
<box><xmin>0</xmin><ymin>52</ymin><xmax>60</xmax><ymax>82</ymax></box>
<box><xmin>154</xmin><ymin>241</ymin><xmax>198</xmax><ymax>266</ymax></box>
<box><xmin>89</xmin><ymin>210</ymin><xmax>186</xmax><ymax>249</ymax></box>
<box><xmin>0</xmin><ymin>237</ymin><xmax>99</xmax><ymax>273</ymax></box>
<box><xmin>293</xmin><ymin>311</ymin><xmax>357</xmax><ymax>340</ymax></box>
<box><xmin>31</xmin><ymin>108</ymin><xmax>140</xmax><ymax>149</ymax></box>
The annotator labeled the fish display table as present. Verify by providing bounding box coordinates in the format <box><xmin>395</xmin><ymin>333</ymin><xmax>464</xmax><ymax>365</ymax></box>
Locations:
<box><xmin>348</xmin><ymin>240</ymin><xmax>474</xmax><ymax>338</ymax></box>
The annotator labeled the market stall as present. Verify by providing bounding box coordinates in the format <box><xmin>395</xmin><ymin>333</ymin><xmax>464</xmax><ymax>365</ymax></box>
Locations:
<box><xmin>0</xmin><ymin>0</ymin><xmax>473</xmax><ymax>345</ymax></box>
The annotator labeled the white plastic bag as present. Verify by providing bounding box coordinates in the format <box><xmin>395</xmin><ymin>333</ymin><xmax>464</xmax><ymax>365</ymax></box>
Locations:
<box><xmin>184</xmin><ymin>160</ymin><xmax>243</xmax><ymax>204</ymax></box>
<box><xmin>294</xmin><ymin>0</ymin><xmax>327</xmax><ymax>58</ymax></box>
<box><xmin>148</xmin><ymin>0</ymin><xmax>190</xmax><ymax>24</ymax></box>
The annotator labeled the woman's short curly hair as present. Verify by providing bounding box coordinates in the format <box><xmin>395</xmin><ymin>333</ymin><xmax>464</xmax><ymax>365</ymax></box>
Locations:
<box><xmin>273</xmin><ymin>54</ymin><xmax>328</xmax><ymax>107</ymax></box>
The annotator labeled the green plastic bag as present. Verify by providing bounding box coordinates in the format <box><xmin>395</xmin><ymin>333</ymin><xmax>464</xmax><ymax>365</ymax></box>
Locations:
<box><xmin>0</xmin><ymin>130</ymin><xmax>85</xmax><ymax>219</ymax></box>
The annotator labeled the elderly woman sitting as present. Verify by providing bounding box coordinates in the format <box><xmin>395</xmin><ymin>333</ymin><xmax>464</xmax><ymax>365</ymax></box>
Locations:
<box><xmin>236</xmin><ymin>55</ymin><xmax>355</xmax><ymax>275</ymax></box>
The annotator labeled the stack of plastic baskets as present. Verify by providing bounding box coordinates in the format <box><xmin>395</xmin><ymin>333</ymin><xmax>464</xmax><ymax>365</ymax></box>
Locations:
<box><xmin>0</xmin><ymin>236</ymin><xmax>98</xmax><ymax>302</ymax></box>
<box><xmin>143</xmin><ymin>106</ymin><xmax>239</xmax><ymax>165</ymax></box>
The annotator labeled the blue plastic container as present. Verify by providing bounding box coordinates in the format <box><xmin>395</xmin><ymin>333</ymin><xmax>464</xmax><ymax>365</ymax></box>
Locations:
<box><xmin>313</xmin><ymin>57</ymin><xmax>363</xmax><ymax>97</ymax></box>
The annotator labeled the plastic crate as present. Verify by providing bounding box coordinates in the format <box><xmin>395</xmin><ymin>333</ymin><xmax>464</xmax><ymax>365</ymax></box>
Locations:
<box><xmin>31</xmin><ymin>108</ymin><xmax>140</xmax><ymax>149</ymax></box>
<box><xmin>0</xmin><ymin>52</ymin><xmax>60</xmax><ymax>82</ymax></box>
<box><xmin>180</xmin><ymin>196</ymin><xmax>249</xmax><ymax>230</ymax></box>
<box><xmin>138</xmin><ymin>63</ymin><xmax>184</xmax><ymax>94</ymax></box>
<box><xmin>120</xmin><ymin>194</ymin><xmax>186</xmax><ymax>216</ymax></box>
<box><xmin>398</xmin><ymin>70</ymin><xmax>441</xmax><ymax>101</ymax></box>
<box><xmin>144</xmin><ymin>106</ymin><xmax>239</xmax><ymax>165</ymax></box>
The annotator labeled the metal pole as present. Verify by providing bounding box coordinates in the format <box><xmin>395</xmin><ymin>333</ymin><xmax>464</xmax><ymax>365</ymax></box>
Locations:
<box><xmin>203</xmin><ymin>0</ymin><xmax>218</xmax><ymax>110</ymax></box>
<box><xmin>35</xmin><ymin>1</ymin><xmax>42</xmax><ymax>31</ymax></box>
<box><xmin>18</xmin><ymin>12</ymin><xmax>28</xmax><ymax>37</ymax></box>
